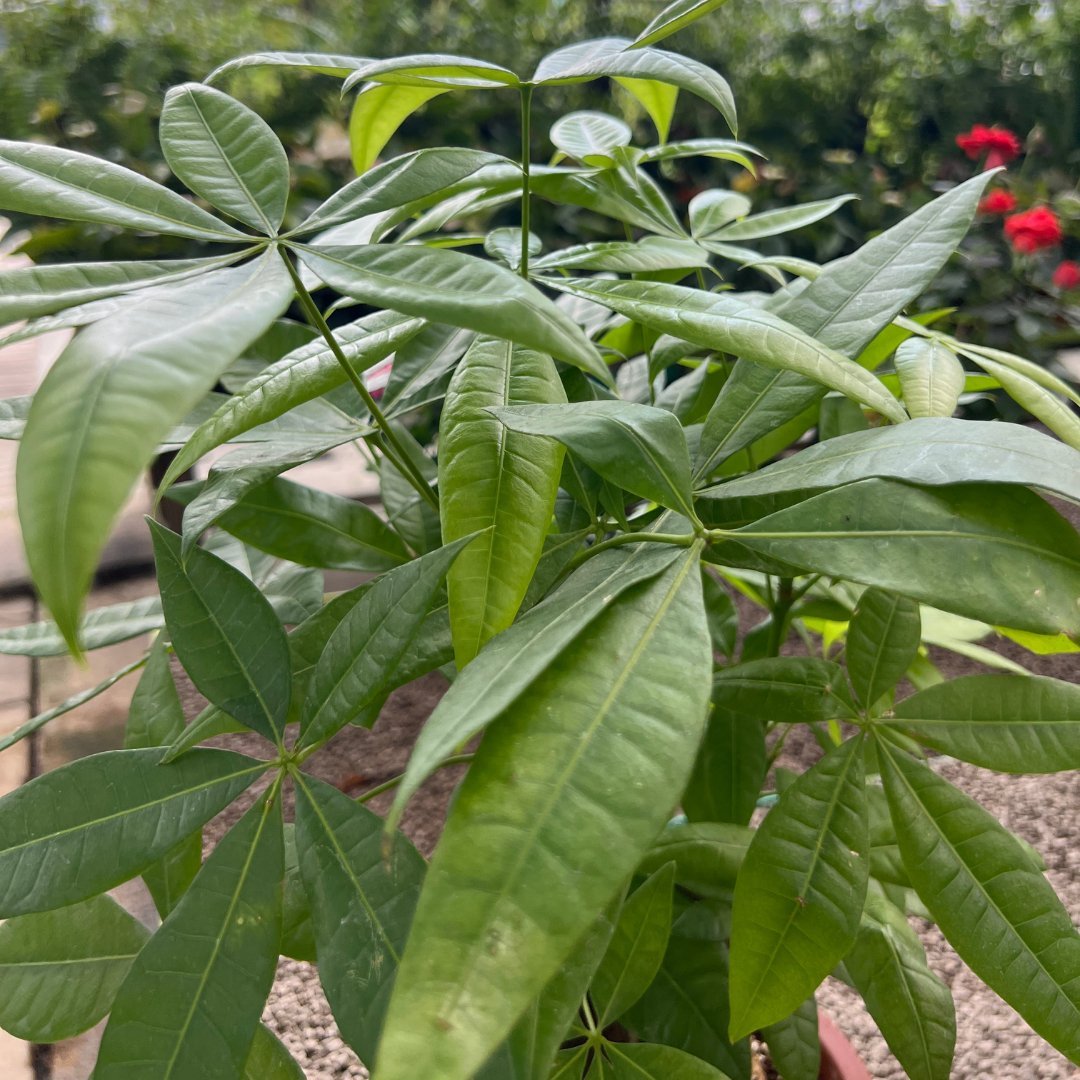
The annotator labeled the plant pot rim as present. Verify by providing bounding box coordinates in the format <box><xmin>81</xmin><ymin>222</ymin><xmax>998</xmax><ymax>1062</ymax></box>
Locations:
<box><xmin>818</xmin><ymin>1011</ymin><xmax>873</xmax><ymax>1080</ymax></box>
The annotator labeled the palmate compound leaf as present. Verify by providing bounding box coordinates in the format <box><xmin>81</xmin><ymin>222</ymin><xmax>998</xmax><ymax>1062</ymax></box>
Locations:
<box><xmin>372</xmin><ymin>547</ymin><xmax>712</xmax><ymax>1080</ymax></box>
<box><xmin>17</xmin><ymin>250</ymin><xmax>293</xmax><ymax>652</ymax></box>
<box><xmin>0</xmin><ymin>894</ymin><xmax>150</xmax><ymax>1042</ymax></box>
<box><xmin>0</xmin><ymin>748</ymin><xmax>265</xmax><ymax>917</ymax></box>
<box><xmin>292</xmin><ymin>774</ymin><xmax>427</xmax><ymax>1064</ymax></box>
<box><xmin>876</xmin><ymin>737</ymin><xmax>1080</xmax><ymax>1064</ymax></box>
<box><xmin>728</xmin><ymin>735</ymin><xmax>868</xmax><ymax>1039</ymax></box>
<box><xmin>96</xmin><ymin>791</ymin><xmax>284</xmax><ymax>1080</ymax></box>
<box><xmin>439</xmin><ymin>338</ymin><xmax>567</xmax><ymax>666</ymax></box>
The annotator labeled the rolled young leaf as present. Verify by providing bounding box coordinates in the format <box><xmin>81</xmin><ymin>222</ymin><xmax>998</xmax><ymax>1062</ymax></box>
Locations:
<box><xmin>439</xmin><ymin>338</ymin><xmax>566</xmax><ymax>666</ymax></box>
<box><xmin>893</xmin><ymin>338</ymin><xmax>965</xmax><ymax>419</ymax></box>
<box><xmin>373</xmin><ymin>547</ymin><xmax>711</xmax><ymax>1080</ymax></box>
<box><xmin>846</xmin><ymin>588</ymin><xmax>922</xmax><ymax>710</ymax></box>
<box><xmin>160</xmin><ymin>83</ymin><xmax>289</xmax><ymax>234</ymax></box>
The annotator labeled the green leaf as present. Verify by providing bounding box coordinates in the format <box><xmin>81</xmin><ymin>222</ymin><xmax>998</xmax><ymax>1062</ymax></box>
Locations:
<box><xmin>299</xmin><ymin>535</ymin><xmax>476</xmax><ymax>750</ymax></box>
<box><xmin>534</xmin><ymin>38</ymin><xmax>736</xmax><ymax>135</ymax></box>
<box><xmin>297</xmin><ymin>147</ymin><xmax>503</xmax><ymax>234</ymax></box>
<box><xmin>280</xmin><ymin>824</ymin><xmax>315</xmax><ymax>961</ymax></box>
<box><xmin>0</xmin><ymin>139</ymin><xmax>246</xmax><ymax>240</ymax></box>
<box><xmin>341</xmin><ymin>53</ymin><xmax>520</xmax><ymax>92</ymax></box>
<box><xmin>636</xmin><ymin>822</ymin><xmax>751</xmax><ymax>899</ymax></box>
<box><xmin>533</xmin><ymin>236</ymin><xmax>709</xmax><ymax>273</ymax></box>
<box><xmin>623</xmin><ymin>902</ymin><xmax>749</xmax><ymax>1079</ymax></box>
<box><xmin>243</xmin><ymin>1025</ymin><xmax>305</xmax><ymax>1080</ymax></box>
<box><xmin>554</xmin><ymin>278</ymin><xmax>906</xmax><ymax>424</ymax></box>
<box><xmin>440</xmin><ymin>338</ymin><xmax>566</xmax><ymax>665</ymax></box>
<box><xmin>550</xmin><ymin>111</ymin><xmax>632</xmax><ymax>166</ymax></box>
<box><xmin>208</xmin><ymin>477</ymin><xmax>410</xmax><ymax>572</ymax></box>
<box><xmin>710</xmin><ymin>657</ymin><xmax>857</xmax><ymax>724</ymax></box>
<box><xmin>729</xmin><ymin>736</ymin><xmax>868</xmax><ymax>1038</ymax></box>
<box><xmin>489</xmin><ymin>401</ymin><xmax>695</xmax><ymax>517</ymax></box>
<box><xmin>761</xmin><ymin>996</ymin><xmax>820</xmax><ymax>1080</ymax></box>
<box><xmin>151</xmin><ymin>520</ymin><xmax>291</xmax><ymax>745</ymax></box>
<box><xmin>383</xmin><ymin>322</ymin><xmax>473</xmax><ymax>409</ymax></box>
<box><xmin>387</xmin><ymin>543</ymin><xmax>684</xmax><ymax>831</ymax></box>
<box><xmin>125</xmin><ymin>636</ymin><xmax>184</xmax><ymax>749</ymax></box>
<box><xmin>608</xmin><ymin>1043</ymin><xmax>734</xmax><ymax>1079</ymax></box>
<box><xmin>0</xmin><ymin>253</ymin><xmax>243</xmax><ymax>326</ymax></box>
<box><xmin>379</xmin><ymin>425</ymin><xmax>443</xmax><ymax>552</ymax></box>
<box><xmin>160</xmin><ymin>83</ymin><xmax>288</xmax><ymax>234</ymax></box>
<box><xmin>703</xmin><ymin>418</ymin><xmax>1080</xmax><ymax>505</ymax></box>
<box><xmin>883</xmin><ymin>674</ymin><xmax>1080</xmax><ymax>773</ymax></box>
<box><xmin>207</xmin><ymin>51</ymin><xmax>369</xmax><ymax>81</ymax></box>
<box><xmin>158</xmin><ymin>310</ymin><xmax>419</xmax><ymax>493</ymax></box>
<box><xmin>293</xmin><ymin>774</ymin><xmax>426</xmax><ymax>1063</ymax></box>
<box><xmin>592</xmin><ymin>863</ymin><xmax>675</xmax><ymax>1025</ymax></box>
<box><xmin>894</xmin><ymin>339</ymin><xmax>964</xmax><ymax>419</ymax></box>
<box><xmin>0</xmin><ymin>596</ymin><xmax>162</xmax><ymax>657</ymax></box>
<box><xmin>17</xmin><ymin>251</ymin><xmax>292</xmax><ymax>651</ymax></box>
<box><xmin>630</xmin><ymin>0</ymin><xmax>731</xmax><ymax>48</ymax></box>
<box><xmin>96</xmin><ymin>793</ymin><xmax>284</xmax><ymax>1080</ymax></box>
<box><xmin>373</xmin><ymin>548</ymin><xmax>711</xmax><ymax>1080</ymax></box>
<box><xmin>706</xmin><ymin>195</ymin><xmax>855</xmax><ymax>243</ymax></box>
<box><xmin>292</xmin><ymin>243</ymin><xmax>609</xmax><ymax>382</ymax></box>
<box><xmin>639</xmin><ymin>138</ymin><xmax>760</xmax><ymax>173</ymax></box>
<box><xmin>701</xmin><ymin>569</ymin><xmax>738</xmax><ymax>658</ymax></box>
<box><xmin>845</xmin><ymin>884</ymin><xmax>955</xmax><ymax>1080</ymax></box>
<box><xmin>688</xmin><ymin>190</ymin><xmax>752</xmax><ymax>239</ymax></box>
<box><xmin>615</xmin><ymin>77</ymin><xmax>679</xmax><ymax>143</ymax></box>
<box><xmin>877</xmin><ymin>738</ymin><xmax>1080</xmax><ymax>1064</ymax></box>
<box><xmin>846</xmin><ymin>588</ymin><xmax>921</xmax><ymax>709</ymax></box>
<box><xmin>0</xmin><ymin>895</ymin><xmax>150</xmax><ymax>1042</ymax></box>
<box><xmin>694</xmin><ymin>171</ymin><xmax>994</xmax><ymax>474</ymax></box>
<box><xmin>349</xmin><ymin>83</ymin><xmax>448</xmax><ymax>174</ymax></box>
<box><xmin>683</xmin><ymin>706</ymin><xmax>765</xmax><ymax>827</ymax></box>
<box><xmin>728</xmin><ymin>479</ymin><xmax>1080</xmax><ymax>638</ymax></box>
<box><xmin>0</xmin><ymin>747</ymin><xmax>264</xmax><ymax>917</ymax></box>
<box><xmin>161</xmin><ymin>705</ymin><xmax>246</xmax><ymax>765</ymax></box>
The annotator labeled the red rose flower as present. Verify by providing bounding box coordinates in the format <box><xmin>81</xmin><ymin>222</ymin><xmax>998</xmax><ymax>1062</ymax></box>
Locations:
<box><xmin>956</xmin><ymin>124</ymin><xmax>1023</xmax><ymax>169</ymax></box>
<box><xmin>1004</xmin><ymin>206</ymin><xmax>1063</xmax><ymax>254</ymax></box>
<box><xmin>1052</xmin><ymin>260</ymin><xmax>1080</xmax><ymax>291</ymax></box>
<box><xmin>978</xmin><ymin>189</ymin><xmax>1018</xmax><ymax>215</ymax></box>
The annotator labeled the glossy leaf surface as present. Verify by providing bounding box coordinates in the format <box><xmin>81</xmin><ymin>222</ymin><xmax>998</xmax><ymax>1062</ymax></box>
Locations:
<box><xmin>631</xmin><ymin>0</ymin><xmax>731</xmax><ymax>48</ymax></box>
<box><xmin>349</xmin><ymin>84</ymin><xmax>447</xmax><ymax>174</ymax></box>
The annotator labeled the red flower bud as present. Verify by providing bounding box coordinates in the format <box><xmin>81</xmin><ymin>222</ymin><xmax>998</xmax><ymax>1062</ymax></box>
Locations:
<box><xmin>978</xmin><ymin>190</ymin><xmax>1018</xmax><ymax>215</ymax></box>
<box><xmin>956</xmin><ymin>124</ymin><xmax>1022</xmax><ymax>168</ymax></box>
<box><xmin>1052</xmin><ymin>260</ymin><xmax>1080</xmax><ymax>291</ymax></box>
<box><xmin>1003</xmin><ymin>206</ymin><xmax>1063</xmax><ymax>254</ymax></box>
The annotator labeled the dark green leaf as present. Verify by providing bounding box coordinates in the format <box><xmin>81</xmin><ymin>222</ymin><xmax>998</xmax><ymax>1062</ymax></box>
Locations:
<box><xmin>608</xmin><ymin>1043</ymin><xmax>734</xmax><ymax>1079</ymax></box>
<box><xmin>683</xmin><ymin>707</ymin><xmax>765</xmax><ymax>827</ymax></box>
<box><xmin>636</xmin><ymin>822</ymin><xmax>751</xmax><ymax>900</ymax></box>
<box><xmin>761</xmin><ymin>996</ymin><xmax>820</xmax><ymax>1080</ymax></box>
<box><xmin>243</xmin><ymin>1025</ymin><xmax>306</xmax><ymax>1080</ymax></box>
<box><xmin>846</xmin><ymin>588</ymin><xmax>921</xmax><ymax>709</ymax></box>
<box><xmin>711</xmin><ymin>657</ymin><xmax>857</xmax><ymax>724</ymax></box>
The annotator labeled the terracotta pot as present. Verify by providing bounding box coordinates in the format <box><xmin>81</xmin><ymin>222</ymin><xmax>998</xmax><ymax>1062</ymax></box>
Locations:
<box><xmin>818</xmin><ymin>1012</ymin><xmax>872</xmax><ymax>1080</ymax></box>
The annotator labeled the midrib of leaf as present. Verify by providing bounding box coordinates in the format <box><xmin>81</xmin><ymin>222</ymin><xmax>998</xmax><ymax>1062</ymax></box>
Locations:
<box><xmin>609</xmin><ymin>415</ymin><xmax>693</xmax><ymax>518</ymax></box>
<box><xmin>694</xmin><ymin>369</ymin><xmax>785</xmax><ymax>481</ymax></box>
<box><xmin>162</xmin><ymin>796</ymin><xmax>275</xmax><ymax>1080</ymax></box>
<box><xmin>714</xmin><ymin>675</ymin><xmax>855</xmax><ymax>717</ymax></box>
<box><xmin>0</xmin><ymin>761</ymin><xmax>266</xmax><ymax>857</ymax></box>
<box><xmin>438</xmin><ymin>546</ymin><xmax>699</xmax><ymax>1025</ymax></box>
<box><xmin>861</xmin><ymin>596</ymin><xmax>901</xmax><ymax>707</ymax></box>
<box><xmin>0</xmin><ymin>952</ymin><xmax>140</xmax><ymax>969</ymax></box>
<box><xmin>187</xmin><ymin>91</ymin><xmax>274</xmax><ymax>235</ymax></box>
<box><xmin>293</xmin><ymin>774</ymin><xmax>402</xmax><ymax>962</ymax></box>
<box><xmin>737</xmin><ymin>738</ymin><xmax>860</xmax><ymax>1025</ymax></box>
<box><xmin>607</xmin><ymin>1045</ymin><xmax>653</xmax><ymax>1077</ymax></box>
<box><xmin>598</xmin><ymin>885</ymin><xmax>664</xmax><ymax>1025</ymax></box>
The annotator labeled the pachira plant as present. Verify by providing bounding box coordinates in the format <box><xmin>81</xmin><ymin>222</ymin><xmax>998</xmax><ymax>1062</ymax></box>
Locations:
<box><xmin>1</xmin><ymin>4</ymin><xmax>1079</xmax><ymax>1079</ymax></box>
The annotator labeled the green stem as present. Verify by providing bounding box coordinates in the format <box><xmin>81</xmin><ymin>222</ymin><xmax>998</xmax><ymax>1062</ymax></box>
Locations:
<box><xmin>520</xmin><ymin>84</ymin><xmax>533</xmax><ymax>278</ymax></box>
<box><xmin>563</xmin><ymin>530</ymin><xmax>695</xmax><ymax>575</ymax></box>
<box><xmin>355</xmin><ymin>753</ymin><xmax>475</xmax><ymax>804</ymax></box>
<box><xmin>278</xmin><ymin>248</ymin><xmax>439</xmax><ymax>511</ymax></box>
<box><xmin>765</xmin><ymin>576</ymin><xmax>794</xmax><ymax>657</ymax></box>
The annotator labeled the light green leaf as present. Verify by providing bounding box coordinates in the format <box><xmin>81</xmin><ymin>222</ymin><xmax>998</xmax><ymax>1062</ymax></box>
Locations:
<box><xmin>489</xmin><ymin>400</ymin><xmax>696</xmax><ymax>517</ymax></box>
<box><xmin>609</xmin><ymin>1042</ymin><xmax>733</xmax><ymax>1079</ymax></box>
<box><xmin>207</xmin><ymin>477</ymin><xmax>409</xmax><ymax>573</ymax></box>
<box><xmin>151</xmin><ymin>520</ymin><xmax>291</xmax><ymax>745</ymax></box>
<box><xmin>299</xmin><ymin>535</ymin><xmax>476</xmax><ymax>750</ymax></box>
<box><xmin>550</xmin><ymin>111</ymin><xmax>632</xmax><ymax>166</ymax></box>
<box><xmin>297</xmin><ymin>147</ymin><xmax>504</xmax><ymax>234</ymax></box>
<box><xmin>729</xmin><ymin>736</ymin><xmax>868</xmax><ymax>1038</ymax></box>
<box><xmin>0</xmin><ymin>596</ymin><xmax>162</xmax><ymax>657</ymax></box>
<box><xmin>728</xmin><ymin>479</ymin><xmax>1080</xmax><ymax>637</ymax></box>
<box><xmin>0</xmin><ymin>139</ymin><xmax>245</xmax><ymax>240</ymax></box>
<box><xmin>373</xmin><ymin>548</ymin><xmax>711</xmax><ymax>1080</ymax></box>
<box><xmin>0</xmin><ymin>747</ymin><xmax>264</xmax><ymax>917</ymax></box>
<box><xmin>293</xmin><ymin>774</ymin><xmax>426</xmax><ymax>1063</ymax></box>
<box><xmin>702</xmin><ymin>418</ymin><xmax>1080</xmax><ymax>505</ymax></box>
<box><xmin>615</xmin><ymin>77</ymin><xmax>679</xmax><ymax>143</ymax></box>
<box><xmin>883</xmin><ymin>673</ymin><xmax>1080</xmax><ymax>773</ymax></box>
<box><xmin>689</xmin><ymin>189</ymin><xmax>752</xmax><ymax>239</ymax></box>
<box><xmin>877</xmin><ymin>738</ymin><xmax>1080</xmax><ymax>1064</ymax></box>
<box><xmin>17</xmin><ymin>251</ymin><xmax>292</xmax><ymax>652</ymax></box>
<box><xmin>761</xmin><ymin>996</ymin><xmax>820</xmax><ymax>1080</ymax></box>
<box><xmin>160</xmin><ymin>83</ymin><xmax>288</xmax><ymax>234</ymax></box>
<box><xmin>846</xmin><ymin>588</ymin><xmax>921</xmax><ymax>709</ymax></box>
<box><xmin>707</xmin><ymin>195</ymin><xmax>855</xmax><ymax>243</ymax></box>
<box><xmin>636</xmin><ymin>822</ymin><xmax>751</xmax><ymax>899</ymax></box>
<box><xmin>207</xmin><ymin>51</ymin><xmax>368</xmax><ymax>81</ymax></box>
<box><xmin>0</xmin><ymin>894</ymin><xmax>149</xmax><ymax>1043</ymax></box>
<box><xmin>639</xmin><ymin>138</ymin><xmax>761</xmax><ymax>173</ymax></box>
<box><xmin>845</xmin><ymin>884</ymin><xmax>955</xmax><ymax>1080</ymax></box>
<box><xmin>440</xmin><ymin>338</ymin><xmax>566</xmax><ymax>665</ymax></box>
<box><xmin>534</xmin><ymin>38</ymin><xmax>736</xmax><ymax>135</ymax></box>
<box><xmin>387</xmin><ymin>543</ymin><xmax>685</xmax><ymax>832</ymax></box>
<box><xmin>96</xmin><ymin>793</ymin><xmax>284</xmax><ymax>1080</ymax></box>
<box><xmin>894</xmin><ymin>338</ymin><xmax>965</xmax><ymax>418</ymax></box>
<box><xmin>630</xmin><ymin>0</ymin><xmax>732</xmax><ymax>48</ymax></box>
<box><xmin>341</xmin><ymin>53</ymin><xmax>520</xmax><ymax>92</ymax></box>
<box><xmin>349</xmin><ymin>83</ymin><xmax>448</xmax><ymax>174</ymax></box>
<box><xmin>554</xmin><ymin>278</ymin><xmax>907</xmax><ymax>424</ymax></box>
<box><xmin>243</xmin><ymin>1025</ymin><xmax>305</xmax><ymax>1080</ymax></box>
<box><xmin>533</xmin><ymin>236</ymin><xmax>709</xmax><ymax>273</ymax></box>
<box><xmin>593</xmin><ymin>863</ymin><xmax>675</xmax><ymax>1025</ymax></box>
<box><xmin>292</xmin><ymin>243</ymin><xmax>609</xmax><ymax>382</ymax></box>
<box><xmin>158</xmin><ymin>309</ymin><xmax>418</xmax><ymax>493</ymax></box>
<box><xmin>0</xmin><ymin>253</ymin><xmax>243</xmax><ymax>326</ymax></box>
